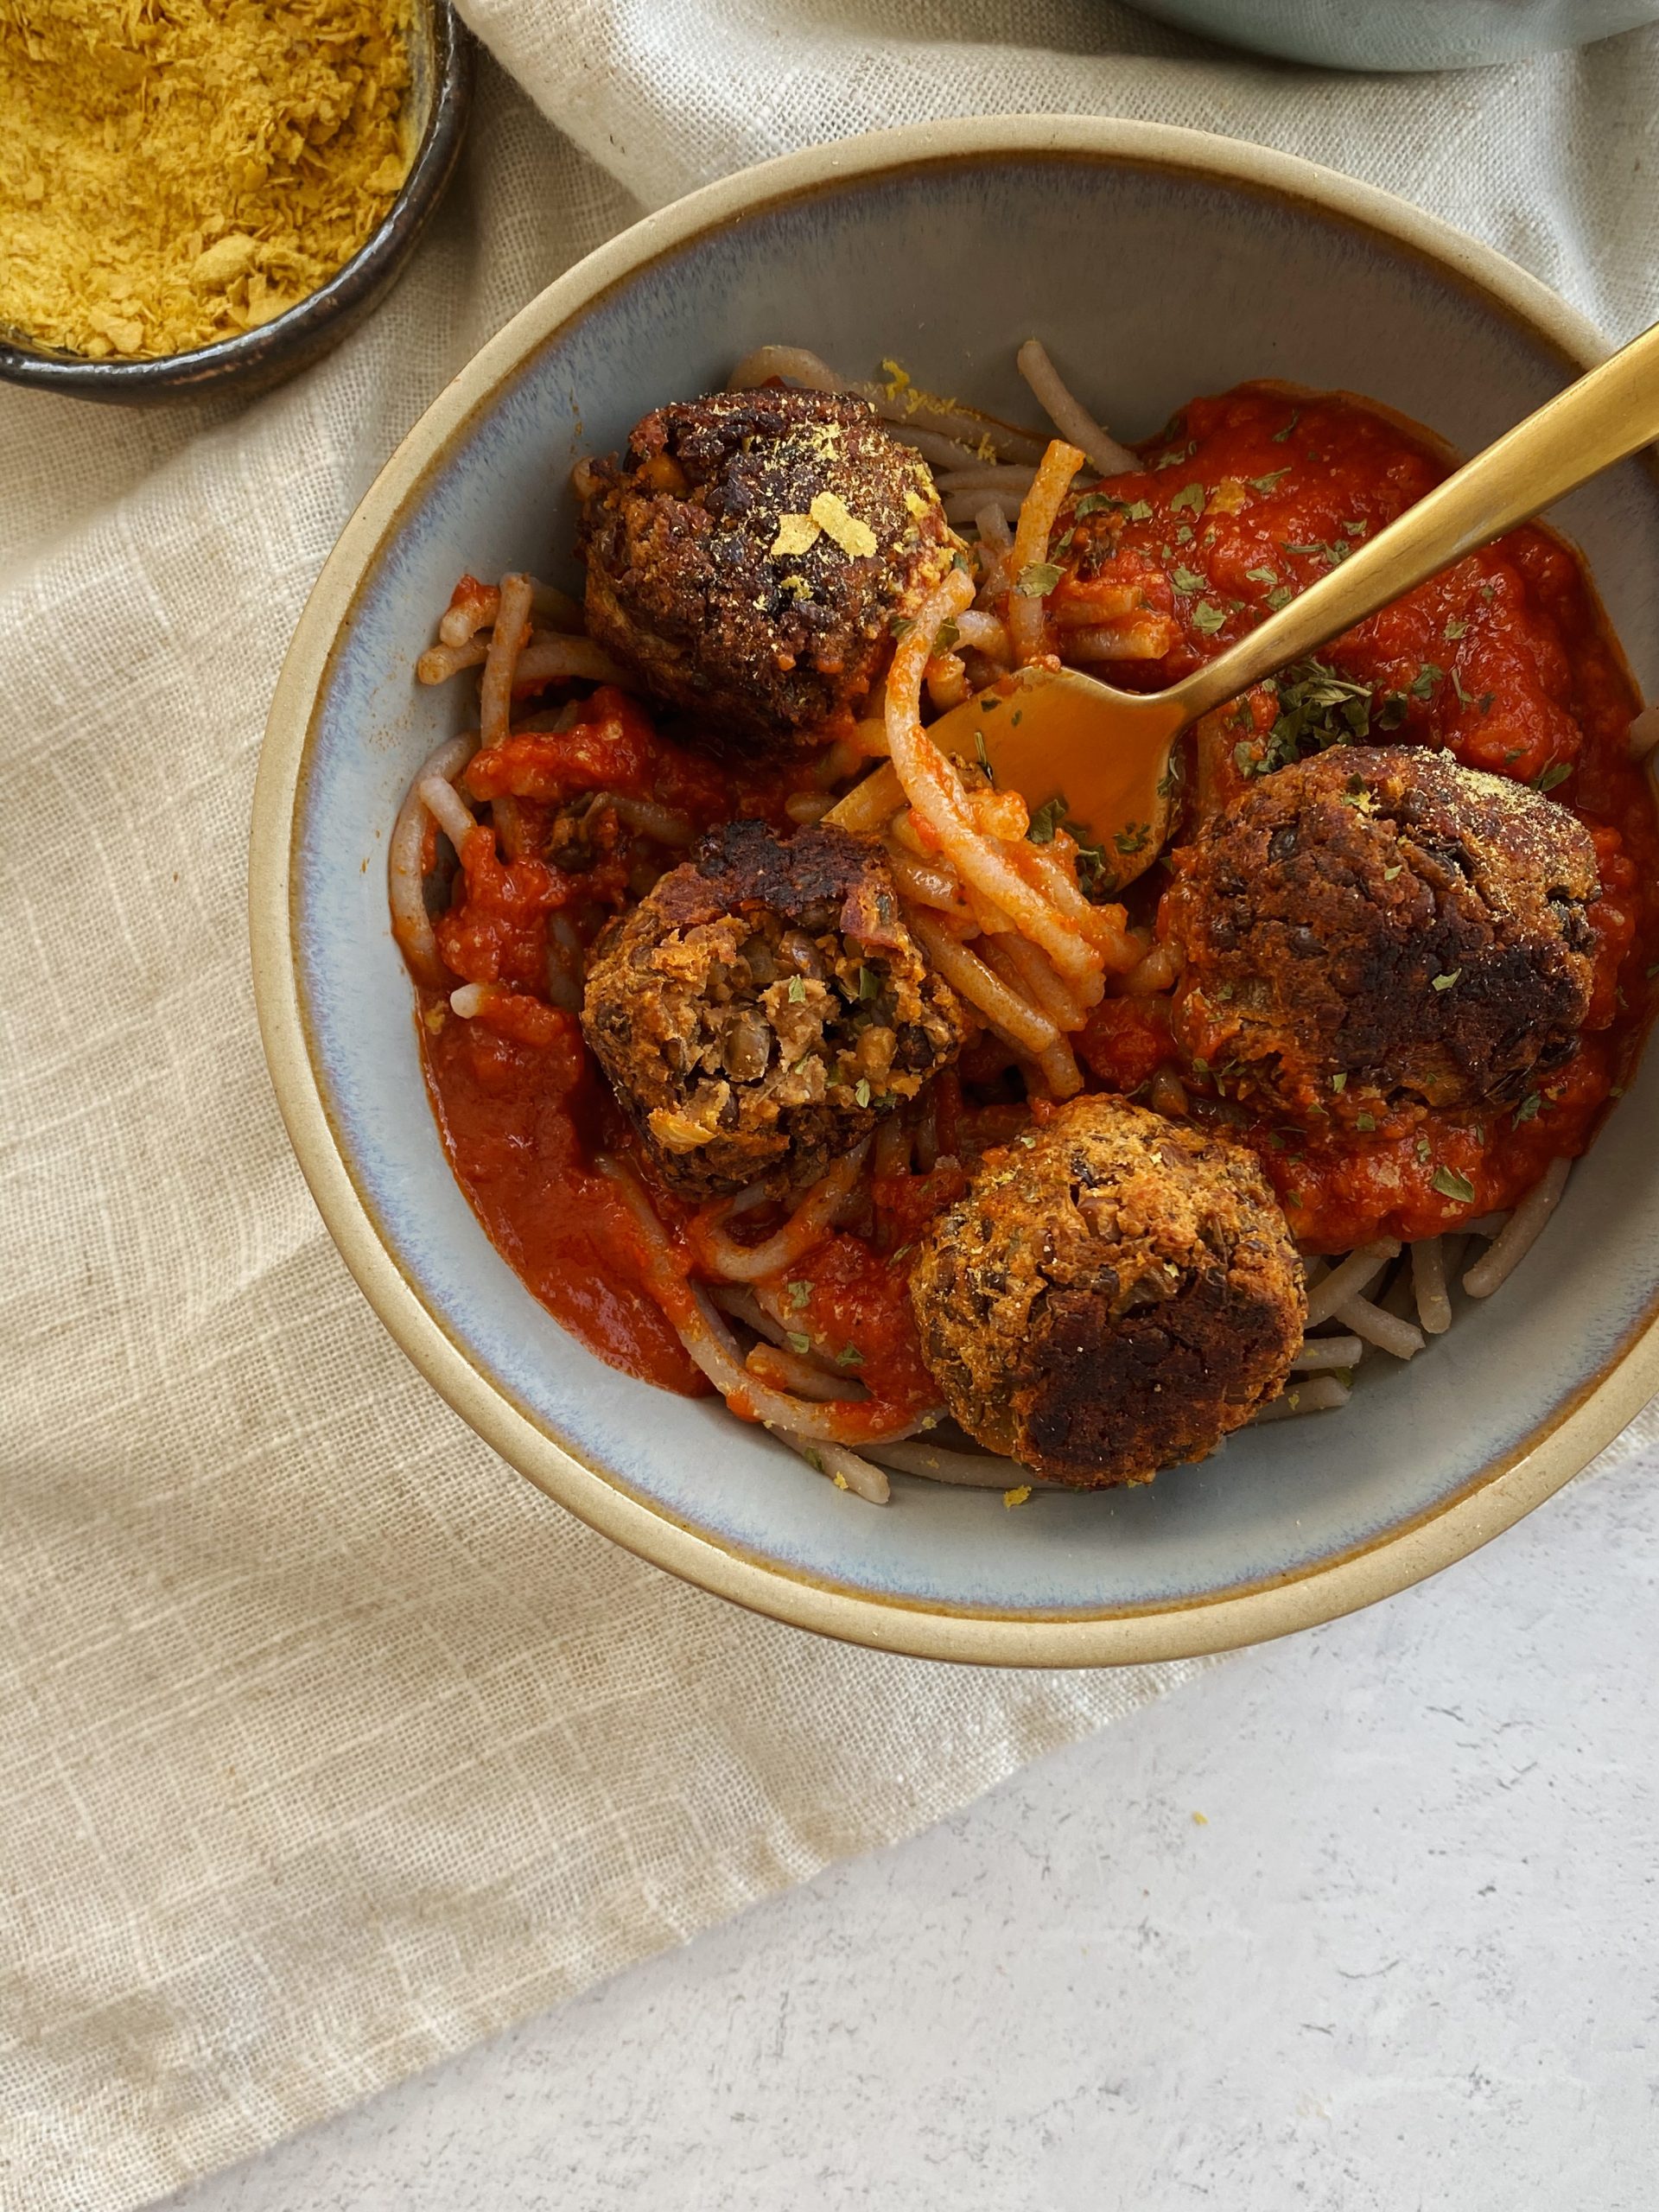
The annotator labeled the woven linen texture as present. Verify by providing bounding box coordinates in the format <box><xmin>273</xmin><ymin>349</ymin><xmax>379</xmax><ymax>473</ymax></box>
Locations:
<box><xmin>3</xmin><ymin>10</ymin><xmax>1657</xmax><ymax>2209</ymax></box>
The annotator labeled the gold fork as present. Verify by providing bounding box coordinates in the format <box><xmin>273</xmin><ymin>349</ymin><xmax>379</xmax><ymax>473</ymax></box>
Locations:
<box><xmin>831</xmin><ymin>318</ymin><xmax>1659</xmax><ymax>885</ymax></box>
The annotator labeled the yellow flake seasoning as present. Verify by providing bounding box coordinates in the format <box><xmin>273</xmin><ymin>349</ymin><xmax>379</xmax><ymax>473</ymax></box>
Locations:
<box><xmin>0</xmin><ymin>0</ymin><xmax>413</xmax><ymax>360</ymax></box>
<box><xmin>808</xmin><ymin>491</ymin><xmax>877</xmax><ymax>560</ymax></box>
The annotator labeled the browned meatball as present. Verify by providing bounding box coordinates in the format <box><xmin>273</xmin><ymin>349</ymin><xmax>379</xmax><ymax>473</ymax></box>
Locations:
<box><xmin>909</xmin><ymin>1097</ymin><xmax>1304</xmax><ymax>1487</ymax></box>
<box><xmin>575</xmin><ymin>387</ymin><xmax>961</xmax><ymax>754</ymax></box>
<box><xmin>582</xmin><ymin>820</ymin><xmax>964</xmax><ymax>1200</ymax></box>
<box><xmin>1160</xmin><ymin>746</ymin><xmax>1602</xmax><ymax>1127</ymax></box>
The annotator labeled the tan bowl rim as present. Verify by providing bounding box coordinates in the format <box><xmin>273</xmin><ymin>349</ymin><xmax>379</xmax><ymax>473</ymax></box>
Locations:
<box><xmin>251</xmin><ymin>113</ymin><xmax>1658</xmax><ymax>1668</ymax></box>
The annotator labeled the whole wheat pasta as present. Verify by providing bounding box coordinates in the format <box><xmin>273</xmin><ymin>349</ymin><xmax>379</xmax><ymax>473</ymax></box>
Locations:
<box><xmin>1464</xmin><ymin>1157</ymin><xmax>1572</xmax><ymax>1296</ymax></box>
<box><xmin>1289</xmin><ymin>1334</ymin><xmax>1363</xmax><ymax>1371</ymax></box>
<box><xmin>599</xmin><ymin>1157</ymin><xmax>929</xmax><ymax>1446</ymax></box>
<box><xmin>975</xmin><ymin>501</ymin><xmax>1014</xmax><ymax>551</ymax></box>
<box><xmin>775</xmin><ymin>1432</ymin><xmax>892</xmax><ymax>1504</ymax></box>
<box><xmin>870</xmin><ymin>1440</ymin><xmax>1058</xmax><ymax>1490</ymax></box>
<box><xmin>746</xmin><ymin>1344</ymin><xmax>864</xmax><ymax>1401</ymax></box>
<box><xmin>886</xmin><ymin>848</ymin><xmax>968</xmax><ymax>913</ymax></box>
<box><xmin>977</xmin><ymin>940</ymin><xmax>1084</xmax><ymax>1096</ymax></box>
<box><xmin>1125</xmin><ymin>941</ymin><xmax>1179</xmax><ymax>995</ymax></box>
<box><xmin>609</xmin><ymin>795</ymin><xmax>696</xmax><ymax>844</ymax></box>
<box><xmin>512</xmin><ymin>634</ymin><xmax>632</xmax><ymax>689</ymax></box>
<box><xmin>727</xmin><ymin>343</ymin><xmax>847</xmax><ymax>392</ymax></box>
<box><xmin>925</xmin><ymin>655</ymin><xmax>970</xmax><ymax>712</ymax></box>
<box><xmin>1334</xmin><ymin>1292</ymin><xmax>1424</xmax><ymax>1360</ymax></box>
<box><xmin>1304</xmin><ymin>1242</ymin><xmax>1401</xmax><ymax>1327</ymax></box>
<box><xmin>885</xmin><ymin>425</ymin><xmax>983</xmax><ymax>469</ymax></box>
<box><xmin>1015</xmin><ymin>339</ymin><xmax>1140</xmax><ymax>476</ymax></box>
<box><xmin>936</xmin><ymin>465</ymin><xmax>1039</xmax><ymax>495</ymax></box>
<box><xmin>1007</xmin><ymin>438</ymin><xmax>1085</xmax><ymax>663</ymax></box>
<box><xmin>691</xmin><ymin>1144</ymin><xmax>872</xmax><ymax>1282</ymax></box>
<box><xmin>478</xmin><ymin>571</ymin><xmax>535</xmax><ymax>747</ymax></box>
<box><xmin>952</xmin><ymin>609</ymin><xmax>1012</xmax><ymax>662</ymax></box>
<box><xmin>389</xmin><ymin>732</ymin><xmax>479</xmax><ymax>986</ymax></box>
<box><xmin>418</xmin><ymin>772</ymin><xmax>477</xmax><ymax>852</ymax></box>
<box><xmin>1033</xmin><ymin>1037</ymin><xmax>1085</xmax><ymax>1102</ymax></box>
<box><xmin>710</xmin><ymin>1284</ymin><xmax>788</xmax><ymax>1344</ymax></box>
<box><xmin>1411</xmin><ymin>1238</ymin><xmax>1452</xmax><ymax>1334</ymax></box>
<box><xmin>1008</xmin><ymin>839</ymin><xmax>1136</xmax><ymax>974</ymax></box>
<box><xmin>885</xmin><ymin>570</ymin><xmax>1097</xmax><ymax>982</ymax></box>
<box><xmin>909</xmin><ymin>914</ymin><xmax>1060</xmax><ymax>1058</ymax></box>
<box><xmin>992</xmin><ymin>930</ymin><xmax>1088</xmax><ymax>1032</ymax></box>
<box><xmin>848</xmin><ymin>380</ymin><xmax>1047</xmax><ymax>464</ymax></box>
<box><xmin>1252</xmin><ymin>1375</ymin><xmax>1351</xmax><ymax>1422</ymax></box>
<box><xmin>416</xmin><ymin>637</ymin><xmax>488</xmax><ymax>683</ymax></box>
<box><xmin>946</xmin><ymin>490</ymin><xmax>1023</xmax><ymax>527</ymax></box>
<box><xmin>437</xmin><ymin>578</ymin><xmax>582</xmax><ymax>647</ymax></box>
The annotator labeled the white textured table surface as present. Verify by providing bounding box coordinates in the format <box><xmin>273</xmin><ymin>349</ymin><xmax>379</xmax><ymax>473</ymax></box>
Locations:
<box><xmin>168</xmin><ymin>1446</ymin><xmax>1658</xmax><ymax>2211</ymax></box>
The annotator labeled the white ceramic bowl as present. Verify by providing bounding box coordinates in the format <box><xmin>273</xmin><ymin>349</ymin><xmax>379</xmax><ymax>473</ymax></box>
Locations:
<box><xmin>252</xmin><ymin>118</ymin><xmax>1659</xmax><ymax>1666</ymax></box>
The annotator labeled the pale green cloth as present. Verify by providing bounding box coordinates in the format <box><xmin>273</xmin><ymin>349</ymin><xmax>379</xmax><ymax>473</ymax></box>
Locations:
<box><xmin>2</xmin><ymin>8</ymin><xmax>1656</xmax><ymax>2209</ymax></box>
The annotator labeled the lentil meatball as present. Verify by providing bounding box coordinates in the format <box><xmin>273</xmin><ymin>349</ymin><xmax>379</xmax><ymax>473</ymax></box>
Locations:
<box><xmin>575</xmin><ymin>387</ymin><xmax>961</xmax><ymax>755</ymax></box>
<box><xmin>1160</xmin><ymin>746</ymin><xmax>1602</xmax><ymax>1126</ymax></box>
<box><xmin>909</xmin><ymin>1097</ymin><xmax>1304</xmax><ymax>1487</ymax></box>
<box><xmin>582</xmin><ymin>819</ymin><xmax>964</xmax><ymax>1200</ymax></box>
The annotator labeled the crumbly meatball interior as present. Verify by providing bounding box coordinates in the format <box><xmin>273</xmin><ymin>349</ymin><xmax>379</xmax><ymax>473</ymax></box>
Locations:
<box><xmin>576</xmin><ymin>387</ymin><xmax>961</xmax><ymax>753</ymax></box>
<box><xmin>1160</xmin><ymin>746</ymin><xmax>1601</xmax><ymax>1125</ymax></box>
<box><xmin>582</xmin><ymin>820</ymin><xmax>964</xmax><ymax>1200</ymax></box>
<box><xmin>909</xmin><ymin>1096</ymin><xmax>1304</xmax><ymax>1487</ymax></box>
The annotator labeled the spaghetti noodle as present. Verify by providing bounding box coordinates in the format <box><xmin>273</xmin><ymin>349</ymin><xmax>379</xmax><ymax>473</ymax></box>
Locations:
<box><xmin>389</xmin><ymin>344</ymin><xmax>1658</xmax><ymax>1502</ymax></box>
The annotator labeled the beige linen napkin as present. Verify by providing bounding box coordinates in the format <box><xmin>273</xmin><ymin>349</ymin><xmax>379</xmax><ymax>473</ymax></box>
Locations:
<box><xmin>3</xmin><ymin>10</ymin><xmax>1657</xmax><ymax>2210</ymax></box>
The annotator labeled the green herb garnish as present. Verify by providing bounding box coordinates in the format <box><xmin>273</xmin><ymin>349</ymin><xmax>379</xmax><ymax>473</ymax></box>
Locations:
<box><xmin>1014</xmin><ymin>561</ymin><xmax>1060</xmax><ymax>598</ymax></box>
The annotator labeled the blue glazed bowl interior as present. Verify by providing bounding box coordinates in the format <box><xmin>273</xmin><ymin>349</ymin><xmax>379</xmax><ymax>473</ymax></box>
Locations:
<box><xmin>294</xmin><ymin>153</ymin><xmax>1659</xmax><ymax>1620</ymax></box>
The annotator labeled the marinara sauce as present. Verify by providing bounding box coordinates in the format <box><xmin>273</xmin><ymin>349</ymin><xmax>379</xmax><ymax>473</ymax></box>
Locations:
<box><xmin>415</xmin><ymin>387</ymin><xmax>1658</xmax><ymax>1393</ymax></box>
<box><xmin>1066</xmin><ymin>385</ymin><xmax>1657</xmax><ymax>1250</ymax></box>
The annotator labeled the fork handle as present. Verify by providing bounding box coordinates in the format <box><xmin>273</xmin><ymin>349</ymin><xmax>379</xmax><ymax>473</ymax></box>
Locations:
<box><xmin>1172</xmin><ymin>317</ymin><xmax>1659</xmax><ymax>724</ymax></box>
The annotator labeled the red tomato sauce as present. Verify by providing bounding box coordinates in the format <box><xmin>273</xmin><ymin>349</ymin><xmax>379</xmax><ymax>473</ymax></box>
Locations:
<box><xmin>412</xmin><ymin>385</ymin><xmax>1658</xmax><ymax>1394</ymax></box>
<box><xmin>1065</xmin><ymin>385</ymin><xmax>1656</xmax><ymax>1250</ymax></box>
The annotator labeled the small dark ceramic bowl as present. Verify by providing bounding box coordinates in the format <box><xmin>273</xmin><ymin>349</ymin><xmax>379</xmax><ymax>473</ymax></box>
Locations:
<box><xmin>0</xmin><ymin>0</ymin><xmax>471</xmax><ymax>403</ymax></box>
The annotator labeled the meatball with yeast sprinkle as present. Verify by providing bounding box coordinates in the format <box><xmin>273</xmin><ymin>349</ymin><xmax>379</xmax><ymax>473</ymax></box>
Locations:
<box><xmin>1161</xmin><ymin>746</ymin><xmax>1602</xmax><ymax>1127</ymax></box>
<box><xmin>575</xmin><ymin>387</ymin><xmax>961</xmax><ymax>755</ymax></box>
<box><xmin>909</xmin><ymin>1097</ymin><xmax>1304</xmax><ymax>1487</ymax></box>
<box><xmin>582</xmin><ymin>820</ymin><xmax>964</xmax><ymax>1201</ymax></box>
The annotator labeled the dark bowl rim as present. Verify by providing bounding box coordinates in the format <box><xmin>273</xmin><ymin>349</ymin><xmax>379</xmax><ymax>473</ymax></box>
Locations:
<box><xmin>0</xmin><ymin>0</ymin><xmax>473</xmax><ymax>395</ymax></box>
